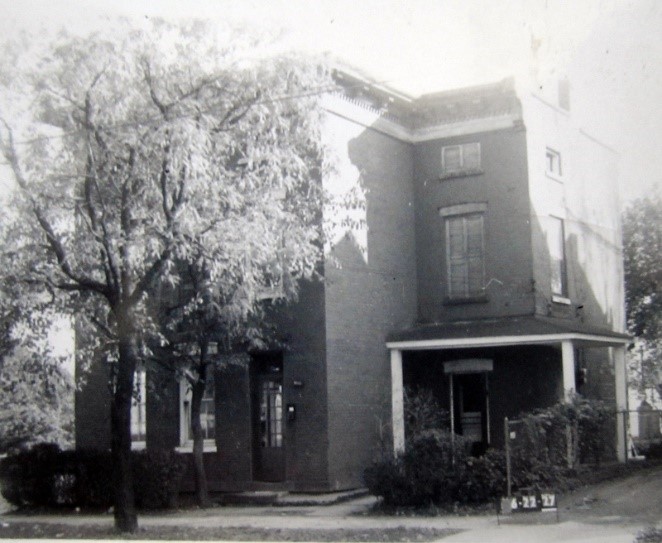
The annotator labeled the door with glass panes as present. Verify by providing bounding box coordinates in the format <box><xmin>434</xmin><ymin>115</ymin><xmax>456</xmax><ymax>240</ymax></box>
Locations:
<box><xmin>252</xmin><ymin>353</ymin><xmax>285</xmax><ymax>482</ymax></box>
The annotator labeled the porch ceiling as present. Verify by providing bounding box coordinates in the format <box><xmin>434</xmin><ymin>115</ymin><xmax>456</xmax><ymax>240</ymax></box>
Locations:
<box><xmin>385</xmin><ymin>315</ymin><xmax>631</xmax><ymax>351</ymax></box>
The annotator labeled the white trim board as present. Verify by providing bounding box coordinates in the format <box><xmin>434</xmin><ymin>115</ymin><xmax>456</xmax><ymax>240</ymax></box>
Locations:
<box><xmin>386</xmin><ymin>332</ymin><xmax>631</xmax><ymax>351</ymax></box>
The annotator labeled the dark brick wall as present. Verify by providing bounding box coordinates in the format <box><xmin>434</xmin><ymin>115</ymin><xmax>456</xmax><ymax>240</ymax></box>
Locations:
<box><xmin>413</xmin><ymin>128</ymin><xmax>535</xmax><ymax>323</ymax></box>
<box><xmin>146</xmin><ymin>367</ymin><xmax>179</xmax><ymax>450</ymax></box>
<box><xmin>324</xmin><ymin>118</ymin><xmax>418</xmax><ymax>490</ymax></box>
<box><xmin>267</xmin><ymin>278</ymin><xmax>330</xmax><ymax>491</ymax></box>
<box><xmin>74</xmin><ymin>350</ymin><xmax>111</xmax><ymax>450</ymax></box>
<box><xmin>213</xmin><ymin>362</ymin><xmax>253</xmax><ymax>488</ymax></box>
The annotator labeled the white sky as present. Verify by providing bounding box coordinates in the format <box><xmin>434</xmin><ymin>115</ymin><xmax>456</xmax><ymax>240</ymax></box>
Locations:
<box><xmin>1</xmin><ymin>0</ymin><xmax>661</xmax><ymax>205</ymax></box>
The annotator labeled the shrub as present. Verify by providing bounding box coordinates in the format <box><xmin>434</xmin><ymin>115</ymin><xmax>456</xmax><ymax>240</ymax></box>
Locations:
<box><xmin>455</xmin><ymin>449</ymin><xmax>507</xmax><ymax>504</ymax></box>
<box><xmin>133</xmin><ymin>449</ymin><xmax>187</xmax><ymax>509</ymax></box>
<box><xmin>365</xmin><ymin>430</ymin><xmax>470</xmax><ymax>507</ymax></box>
<box><xmin>404</xmin><ymin>387</ymin><xmax>449</xmax><ymax>438</ymax></box>
<box><xmin>72</xmin><ymin>450</ymin><xmax>114</xmax><ymax>508</ymax></box>
<box><xmin>0</xmin><ymin>444</ymin><xmax>186</xmax><ymax>510</ymax></box>
<box><xmin>636</xmin><ymin>527</ymin><xmax>662</xmax><ymax>543</ymax></box>
<box><xmin>0</xmin><ymin>443</ymin><xmax>64</xmax><ymax>506</ymax></box>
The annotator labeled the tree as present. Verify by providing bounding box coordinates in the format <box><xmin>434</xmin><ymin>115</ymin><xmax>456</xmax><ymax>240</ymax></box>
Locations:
<box><xmin>0</xmin><ymin>20</ymin><xmax>338</xmax><ymax>531</ymax></box>
<box><xmin>622</xmin><ymin>195</ymin><xmax>662</xmax><ymax>401</ymax></box>
<box><xmin>0</xmin><ymin>219</ymin><xmax>73</xmax><ymax>454</ymax></box>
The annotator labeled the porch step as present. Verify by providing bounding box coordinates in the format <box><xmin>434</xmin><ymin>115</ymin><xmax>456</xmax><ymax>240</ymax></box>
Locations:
<box><xmin>215</xmin><ymin>488</ymin><xmax>369</xmax><ymax>507</ymax></box>
<box><xmin>216</xmin><ymin>490</ymin><xmax>286</xmax><ymax>506</ymax></box>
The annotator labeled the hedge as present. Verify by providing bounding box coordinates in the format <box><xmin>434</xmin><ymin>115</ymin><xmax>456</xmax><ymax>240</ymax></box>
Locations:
<box><xmin>0</xmin><ymin>443</ymin><xmax>187</xmax><ymax>510</ymax></box>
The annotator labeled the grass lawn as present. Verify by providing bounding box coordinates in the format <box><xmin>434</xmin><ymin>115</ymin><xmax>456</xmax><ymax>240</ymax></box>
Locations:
<box><xmin>0</xmin><ymin>523</ymin><xmax>460</xmax><ymax>541</ymax></box>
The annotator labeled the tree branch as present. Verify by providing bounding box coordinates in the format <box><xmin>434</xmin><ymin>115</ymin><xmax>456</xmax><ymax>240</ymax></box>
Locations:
<box><xmin>0</xmin><ymin>119</ymin><xmax>111</xmax><ymax>299</ymax></box>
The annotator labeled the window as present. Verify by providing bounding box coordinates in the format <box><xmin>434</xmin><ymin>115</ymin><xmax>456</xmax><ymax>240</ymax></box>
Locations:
<box><xmin>259</xmin><ymin>380</ymin><xmax>283</xmax><ymax>448</ymax></box>
<box><xmin>445</xmin><ymin>213</ymin><xmax>486</xmax><ymax>300</ymax></box>
<box><xmin>545</xmin><ymin>148</ymin><xmax>562</xmax><ymax>180</ymax></box>
<box><xmin>131</xmin><ymin>369</ymin><xmax>146</xmax><ymax>450</ymax></box>
<box><xmin>548</xmin><ymin>216</ymin><xmax>568</xmax><ymax>299</ymax></box>
<box><xmin>441</xmin><ymin>142</ymin><xmax>482</xmax><ymax>177</ymax></box>
<box><xmin>179</xmin><ymin>369</ymin><xmax>216</xmax><ymax>451</ymax></box>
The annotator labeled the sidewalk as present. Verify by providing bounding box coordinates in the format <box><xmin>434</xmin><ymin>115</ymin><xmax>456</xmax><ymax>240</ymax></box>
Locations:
<box><xmin>0</xmin><ymin>494</ymin><xmax>644</xmax><ymax>543</ymax></box>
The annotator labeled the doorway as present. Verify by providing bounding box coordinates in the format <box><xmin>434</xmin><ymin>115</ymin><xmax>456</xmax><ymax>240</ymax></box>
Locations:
<box><xmin>444</xmin><ymin>359</ymin><xmax>492</xmax><ymax>455</ymax></box>
<box><xmin>251</xmin><ymin>353</ymin><xmax>285</xmax><ymax>482</ymax></box>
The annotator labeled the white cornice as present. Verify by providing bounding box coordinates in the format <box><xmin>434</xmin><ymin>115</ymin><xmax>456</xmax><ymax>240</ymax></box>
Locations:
<box><xmin>386</xmin><ymin>332</ymin><xmax>631</xmax><ymax>351</ymax></box>
<box><xmin>323</xmin><ymin>94</ymin><xmax>521</xmax><ymax>143</ymax></box>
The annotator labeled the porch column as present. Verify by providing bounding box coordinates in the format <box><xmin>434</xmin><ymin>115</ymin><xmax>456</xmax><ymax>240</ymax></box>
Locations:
<box><xmin>561</xmin><ymin>340</ymin><xmax>576</xmax><ymax>402</ymax></box>
<box><xmin>613</xmin><ymin>346</ymin><xmax>628</xmax><ymax>462</ymax></box>
<box><xmin>390</xmin><ymin>349</ymin><xmax>405</xmax><ymax>454</ymax></box>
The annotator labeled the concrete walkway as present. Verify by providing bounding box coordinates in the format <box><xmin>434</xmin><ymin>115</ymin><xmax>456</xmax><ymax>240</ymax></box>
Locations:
<box><xmin>0</xmin><ymin>493</ymin><xmax>647</xmax><ymax>542</ymax></box>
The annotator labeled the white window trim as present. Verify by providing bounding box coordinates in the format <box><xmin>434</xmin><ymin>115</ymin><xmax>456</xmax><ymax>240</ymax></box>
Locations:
<box><xmin>548</xmin><ymin>215</ymin><xmax>569</xmax><ymax>299</ymax></box>
<box><xmin>176</xmin><ymin>378</ymin><xmax>217</xmax><ymax>453</ymax></box>
<box><xmin>130</xmin><ymin>368</ymin><xmax>147</xmax><ymax>451</ymax></box>
<box><xmin>552</xmin><ymin>294</ymin><xmax>572</xmax><ymax>305</ymax></box>
<box><xmin>545</xmin><ymin>147</ymin><xmax>563</xmax><ymax>182</ymax></box>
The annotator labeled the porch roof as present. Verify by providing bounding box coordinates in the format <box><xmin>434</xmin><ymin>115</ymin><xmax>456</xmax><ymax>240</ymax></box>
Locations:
<box><xmin>385</xmin><ymin>315</ymin><xmax>631</xmax><ymax>350</ymax></box>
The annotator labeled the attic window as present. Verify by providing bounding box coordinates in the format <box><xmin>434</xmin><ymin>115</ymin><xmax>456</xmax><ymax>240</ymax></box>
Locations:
<box><xmin>441</xmin><ymin>142</ymin><xmax>482</xmax><ymax>179</ymax></box>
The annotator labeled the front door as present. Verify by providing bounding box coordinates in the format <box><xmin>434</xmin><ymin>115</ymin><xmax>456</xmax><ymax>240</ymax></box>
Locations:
<box><xmin>450</xmin><ymin>372</ymin><xmax>490</xmax><ymax>455</ymax></box>
<box><xmin>252</xmin><ymin>354</ymin><xmax>285</xmax><ymax>482</ymax></box>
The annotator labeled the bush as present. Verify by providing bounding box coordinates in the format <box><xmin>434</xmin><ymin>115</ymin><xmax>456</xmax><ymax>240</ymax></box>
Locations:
<box><xmin>636</xmin><ymin>528</ymin><xmax>662</xmax><ymax>543</ymax></box>
<box><xmin>0</xmin><ymin>443</ymin><xmax>64</xmax><ymax>506</ymax></box>
<box><xmin>455</xmin><ymin>449</ymin><xmax>507</xmax><ymax>504</ymax></box>
<box><xmin>365</xmin><ymin>430</ymin><xmax>470</xmax><ymax>507</ymax></box>
<box><xmin>0</xmin><ymin>444</ymin><xmax>186</xmax><ymax>510</ymax></box>
<box><xmin>133</xmin><ymin>449</ymin><xmax>187</xmax><ymax>509</ymax></box>
<box><xmin>404</xmin><ymin>387</ymin><xmax>449</xmax><ymax>438</ymax></box>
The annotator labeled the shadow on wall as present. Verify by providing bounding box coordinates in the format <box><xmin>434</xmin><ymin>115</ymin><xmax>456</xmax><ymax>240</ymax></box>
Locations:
<box><xmin>530</xmin><ymin>212</ymin><xmax>620</xmax><ymax>402</ymax></box>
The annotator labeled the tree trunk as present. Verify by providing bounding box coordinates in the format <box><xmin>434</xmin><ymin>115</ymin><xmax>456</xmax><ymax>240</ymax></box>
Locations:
<box><xmin>111</xmin><ymin>321</ymin><xmax>139</xmax><ymax>533</ymax></box>
<box><xmin>190</xmin><ymin>362</ymin><xmax>210</xmax><ymax>508</ymax></box>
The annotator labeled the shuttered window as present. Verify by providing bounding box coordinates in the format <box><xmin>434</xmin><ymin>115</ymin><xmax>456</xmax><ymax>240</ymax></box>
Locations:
<box><xmin>441</xmin><ymin>142</ymin><xmax>481</xmax><ymax>176</ymax></box>
<box><xmin>446</xmin><ymin>213</ymin><xmax>485</xmax><ymax>299</ymax></box>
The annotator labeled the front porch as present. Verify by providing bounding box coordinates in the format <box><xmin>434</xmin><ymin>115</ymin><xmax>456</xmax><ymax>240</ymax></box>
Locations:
<box><xmin>386</xmin><ymin>315</ymin><xmax>631</xmax><ymax>460</ymax></box>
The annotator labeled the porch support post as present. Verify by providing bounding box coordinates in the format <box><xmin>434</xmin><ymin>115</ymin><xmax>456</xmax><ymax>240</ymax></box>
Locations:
<box><xmin>561</xmin><ymin>340</ymin><xmax>576</xmax><ymax>402</ymax></box>
<box><xmin>390</xmin><ymin>349</ymin><xmax>405</xmax><ymax>454</ymax></box>
<box><xmin>613</xmin><ymin>346</ymin><xmax>628</xmax><ymax>462</ymax></box>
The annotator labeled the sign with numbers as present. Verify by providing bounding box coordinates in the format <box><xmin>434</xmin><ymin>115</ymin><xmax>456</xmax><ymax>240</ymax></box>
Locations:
<box><xmin>509</xmin><ymin>491</ymin><xmax>557</xmax><ymax>513</ymax></box>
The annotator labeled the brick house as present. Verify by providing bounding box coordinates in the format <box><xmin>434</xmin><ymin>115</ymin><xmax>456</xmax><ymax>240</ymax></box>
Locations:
<box><xmin>76</xmin><ymin>71</ymin><xmax>630</xmax><ymax>493</ymax></box>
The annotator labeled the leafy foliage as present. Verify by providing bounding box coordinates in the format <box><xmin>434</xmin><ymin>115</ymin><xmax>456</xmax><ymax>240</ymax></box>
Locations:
<box><xmin>622</xmin><ymin>196</ymin><xmax>662</xmax><ymax>400</ymax></box>
<box><xmin>366</xmin><ymin>397</ymin><xmax>615</xmax><ymax>508</ymax></box>
<box><xmin>0</xmin><ymin>20</ymin><xmax>346</xmax><ymax>530</ymax></box>
<box><xmin>0</xmin><ymin>444</ymin><xmax>186</xmax><ymax>510</ymax></box>
<box><xmin>0</xmin><ymin>345</ymin><xmax>73</xmax><ymax>453</ymax></box>
<box><xmin>365</xmin><ymin>431</ymin><xmax>507</xmax><ymax>507</ymax></box>
<box><xmin>403</xmin><ymin>386</ymin><xmax>449</xmax><ymax>438</ymax></box>
<box><xmin>508</xmin><ymin>395</ymin><xmax>614</xmax><ymax>490</ymax></box>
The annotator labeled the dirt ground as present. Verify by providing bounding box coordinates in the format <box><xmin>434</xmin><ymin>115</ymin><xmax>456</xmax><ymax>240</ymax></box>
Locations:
<box><xmin>559</xmin><ymin>462</ymin><xmax>662</xmax><ymax>525</ymax></box>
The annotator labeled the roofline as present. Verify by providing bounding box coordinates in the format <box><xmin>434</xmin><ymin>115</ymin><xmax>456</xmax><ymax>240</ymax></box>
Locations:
<box><xmin>386</xmin><ymin>332</ymin><xmax>631</xmax><ymax>351</ymax></box>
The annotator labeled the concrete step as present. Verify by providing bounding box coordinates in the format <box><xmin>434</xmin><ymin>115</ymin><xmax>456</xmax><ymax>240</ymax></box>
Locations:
<box><xmin>216</xmin><ymin>490</ymin><xmax>286</xmax><ymax>506</ymax></box>
<box><xmin>215</xmin><ymin>488</ymin><xmax>369</xmax><ymax>507</ymax></box>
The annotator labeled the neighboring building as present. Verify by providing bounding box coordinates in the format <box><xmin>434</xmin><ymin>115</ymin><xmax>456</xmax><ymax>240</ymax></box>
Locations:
<box><xmin>76</xmin><ymin>70</ymin><xmax>631</xmax><ymax>493</ymax></box>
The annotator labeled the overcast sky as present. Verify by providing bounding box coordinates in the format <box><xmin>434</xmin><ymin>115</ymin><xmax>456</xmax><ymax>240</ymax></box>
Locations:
<box><xmin>1</xmin><ymin>0</ymin><xmax>661</xmax><ymax>206</ymax></box>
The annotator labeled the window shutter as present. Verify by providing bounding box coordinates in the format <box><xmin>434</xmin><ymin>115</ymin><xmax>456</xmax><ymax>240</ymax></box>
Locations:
<box><xmin>446</xmin><ymin>213</ymin><xmax>485</xmax><ymax>299</ymax></box>
<box><xmin>463</xmin><ymin>142</ymin><xmax>481</xmax><ymax>170</ymax></box>
<box><xmin>442</xmin><ymin>145</ymin><xmax>462</xmax><ymax>172</ymax></box>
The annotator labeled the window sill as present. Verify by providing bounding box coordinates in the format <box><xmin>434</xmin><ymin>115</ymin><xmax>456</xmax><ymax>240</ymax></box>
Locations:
<box><xmin>175</xmin><ymin>441</ymin><xmax>217</xmax><ymax>453</ymax></box>
<box><xmin>439</xmin><ymin>169</ymin><xmax>484</xmax><ymax>181</ymax></box>
<box><xmin>552</xmin><ymin>295</ymin><xmax>572</xmax><ymax>305</ymax></box>
<box><xmin>131</xmin><ymin>441</ymin><xmax>146</xmax><ymax>451</ymax></box>
<box><xmin>545</xmin><ymin>172</ymin><xmax>564</xmax><ymax>183</ymax></box>
<box><xmin>444</xmin><ymin>295</ymin><xmax>489</xmax><ymax>305</ymax></box>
